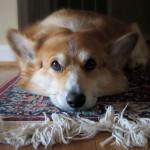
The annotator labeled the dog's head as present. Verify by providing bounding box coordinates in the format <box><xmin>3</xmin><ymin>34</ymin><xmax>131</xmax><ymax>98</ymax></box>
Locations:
<box><xmin>7</xmin><ymin>27</ymin><xmax>138</xmax><ymax>111</ymax></box>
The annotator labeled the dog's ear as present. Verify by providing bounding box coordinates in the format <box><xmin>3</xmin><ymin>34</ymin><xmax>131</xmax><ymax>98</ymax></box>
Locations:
<box><xmin>7</xmin><ymin>29</ymin><xmax>35</xmax><ymax>63</ymax></box>
<box><xmin>109</xmin><ymin>32</ymin><xmax>138</xmax><ymax>67</ymax></box>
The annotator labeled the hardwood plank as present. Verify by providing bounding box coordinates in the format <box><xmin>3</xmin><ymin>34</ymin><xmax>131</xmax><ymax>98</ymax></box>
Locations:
<box><xmin>0</xmin><ymin>133</ymin><xmax>148</xmax><ymax>150</ymax></box>
<box><xmin>0</xmin><ymin>68</ymin><xmax>19</xmax><ymax>85</ymax></box>
<box><xmin>0</xmin><ymin>61</ymin><xmax>18</xmax><ymax>68</ymax></box>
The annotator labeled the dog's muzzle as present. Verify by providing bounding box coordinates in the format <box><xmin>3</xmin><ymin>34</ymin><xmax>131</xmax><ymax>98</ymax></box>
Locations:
<box><xmin>66</xmin><ymin>92</ymin><xmax>86</xmax><ymax>108</ymax></box>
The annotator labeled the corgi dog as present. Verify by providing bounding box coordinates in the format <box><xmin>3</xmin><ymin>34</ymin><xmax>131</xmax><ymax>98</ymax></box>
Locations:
<box><xmin>7</xmin><ymin>9</ymin><xmax>149</xmax><ymax>111</ymax></box>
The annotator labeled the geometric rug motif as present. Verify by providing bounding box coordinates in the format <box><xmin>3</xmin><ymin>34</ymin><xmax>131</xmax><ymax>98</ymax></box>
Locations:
<box><xmin>0</xmin><ymin>66</ymin><xmax>150</xmax><ymax>121</ymax></box>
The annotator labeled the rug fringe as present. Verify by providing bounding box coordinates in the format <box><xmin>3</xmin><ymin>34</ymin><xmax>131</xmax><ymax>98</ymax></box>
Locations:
<box><xmin>0</xmin><ymin>106</ymin><xmax>150</xmax><ymax>149</ymax></box>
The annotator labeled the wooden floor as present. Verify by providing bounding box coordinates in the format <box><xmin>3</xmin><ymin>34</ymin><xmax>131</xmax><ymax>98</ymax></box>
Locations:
<box><xmin>0</xmin><ymin>132</ymin><xmax>147</xmax><ymax>150</ymax></box>
<box><xmin>0</xmin><ymin>66</ymin><xmax>149</xmax><ymax>150</ymax></box>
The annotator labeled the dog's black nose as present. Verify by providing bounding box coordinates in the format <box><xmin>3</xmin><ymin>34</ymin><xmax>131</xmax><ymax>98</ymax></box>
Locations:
<box><xmin>67</xmin><ymin>92</ymin><xmax>86</xmax><ymax>108</ymax></box>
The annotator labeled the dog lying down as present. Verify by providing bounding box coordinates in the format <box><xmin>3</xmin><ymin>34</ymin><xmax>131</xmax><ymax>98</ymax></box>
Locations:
<box><xmin>7</xmin><ymin>9</ymin><xmax>149</xmax><ymax>111</ymax></box>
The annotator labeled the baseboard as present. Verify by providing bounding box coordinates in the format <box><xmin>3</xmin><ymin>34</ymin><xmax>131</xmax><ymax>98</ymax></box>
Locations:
<box><xmin>0</xmin><ymin>61</ymin><xmax>18</xmax><ymax>68</ymax></box>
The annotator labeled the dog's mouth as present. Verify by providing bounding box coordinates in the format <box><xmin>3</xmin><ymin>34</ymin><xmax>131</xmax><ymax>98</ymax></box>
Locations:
<box><xmin>49</xmin><ymin>92</ymin><xmax>98</xmax><ymax>111</ymax></box>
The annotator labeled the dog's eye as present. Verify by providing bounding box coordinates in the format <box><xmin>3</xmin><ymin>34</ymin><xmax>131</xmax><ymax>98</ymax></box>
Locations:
<box><xmin>84</xmin><ymin>58</ymin><xmax>96</xmax><ymax>71</ymax></box>
<box><xmin>51</xmin><ymin>60</ymin><xmax>63</xmax><ymax>72</ymax></box>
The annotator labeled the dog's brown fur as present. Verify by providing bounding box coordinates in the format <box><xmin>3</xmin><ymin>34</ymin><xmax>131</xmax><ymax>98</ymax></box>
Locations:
<box><xmin>7</xmin><ymin>9</ymin><xmax>149</xmax><ymax>110</ymax></box>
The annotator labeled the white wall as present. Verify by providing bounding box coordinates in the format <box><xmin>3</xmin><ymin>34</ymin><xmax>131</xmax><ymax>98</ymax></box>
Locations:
<box><xmin>0</xmin><ymin>0</ymin><xmax>18</xmax><ymax>44</ymax></box>
<box><xmin>0</xmin><ymin>0</ymin><xmax>18</xmax><ymax>61</ymax></box>
<box><xmin>0</xmin><ymin>45</ymin><xmax>16</xmax><ymax>61</ymax></box>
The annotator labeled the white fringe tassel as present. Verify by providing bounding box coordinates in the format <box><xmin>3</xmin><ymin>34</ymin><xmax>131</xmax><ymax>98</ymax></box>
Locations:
<box><xmin>0</xmin><ymin>106</ymin><xmax>150</xmax><ymax>149</ymax></box>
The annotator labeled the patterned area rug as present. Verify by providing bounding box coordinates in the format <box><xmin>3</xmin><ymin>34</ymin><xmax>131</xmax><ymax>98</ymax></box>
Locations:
<box><xmin>0</xmin><ymin>67</ymin><xmax>150</xmax><ymax>121</ymax></box>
